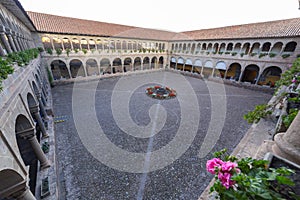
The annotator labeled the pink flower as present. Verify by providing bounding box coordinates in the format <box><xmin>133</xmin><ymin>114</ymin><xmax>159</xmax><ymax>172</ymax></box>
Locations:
<box><xmin>221</xmin><ymin>161</ymin><xmax>238</xmax><ymax>172</ymax></box>
<box><xmin>218</xmin><ymin>172</ymin><xmax>235</xmax><ymax>189</ymax></box>
<box><xmin>206</xmin><ymin>158</ymin><xmax>224</xmax><ymax>174</ymax></box>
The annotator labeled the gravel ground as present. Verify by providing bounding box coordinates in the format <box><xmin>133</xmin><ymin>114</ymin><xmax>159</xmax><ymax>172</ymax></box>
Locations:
<box><xmin>52</xmin><ymin>71</ymin><xmax>272</xmax><ymax>200</ymax></box>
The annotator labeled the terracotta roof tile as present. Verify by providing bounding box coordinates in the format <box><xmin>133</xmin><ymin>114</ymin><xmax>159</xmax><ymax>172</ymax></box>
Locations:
<box><xmin>180</xmin><ymin>18</ymin><xmax>300</xmax><ymax>40</ymax></box>
<box><xmin>26</xmin><ymin>11</ymin><xmax>177</xmax><ymax>41</ymax></box>
<box><xmin>27</xmin><ymin>11</ymin><xmax>300</xmax><ymax>41</ymax></box>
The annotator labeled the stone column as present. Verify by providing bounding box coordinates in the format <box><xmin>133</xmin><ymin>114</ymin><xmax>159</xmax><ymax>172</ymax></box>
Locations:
<box><xmin>12</xmin><ymin>33</ymin><xmax>21</xmax><ymax>51</ymax></box>
<box><xmin>0</xmin><ymin>42</ymin><xmax>6</xmax><ymax>56</ymax></box>
<box><xmin>7</xmin><ymin>32</ymin><xmax>17</xmax><ymax>52</ymax></box>
<box><xmin>18</xmin><ymin>128</ymin><xmax>50</xmax><ymax>169</ymax></box>
<box><xmin>28</xmin><ymin>135</ymin><xmax>50</xmax><ymax>169</ymax></box>
<box><xmin>273</xmin><ymin>111</ymin><xmax>300</xmax><ymax>165</ymax></box>
<box><xmin>35</xmin><ymin>92</ymin><xmax>48</xmax><ymax>119</ymax></box>
<box><xmin>0</xmin><ymin>31</ymin><xmax>12</xmax><ymax>53</ymax></box>
<box><xmin>30</xmin><ymin>104</ymin><xmax>49</xmax><ymax>138</ymax></box>
<box><xmin>16</xmin><ymin>187</ymin><xmax>36</xmax><ymax>200</ymax></box>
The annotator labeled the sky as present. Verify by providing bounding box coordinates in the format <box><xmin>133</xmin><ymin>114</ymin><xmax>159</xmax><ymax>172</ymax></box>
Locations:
<box><xmin>19</xmin><ymin>0</ymin><xmax>300</xmax><ymax>32</ymax></box>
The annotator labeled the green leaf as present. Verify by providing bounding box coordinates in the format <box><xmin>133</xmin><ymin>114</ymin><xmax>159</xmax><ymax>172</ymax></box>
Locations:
<box><xmin>276</xmin><ymin>176</ymin><xmax>295</xmax><ymax>186</ymax></box>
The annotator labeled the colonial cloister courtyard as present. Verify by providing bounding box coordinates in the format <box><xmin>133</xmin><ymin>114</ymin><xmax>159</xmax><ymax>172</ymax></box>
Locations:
<box><xmin>51</xmin><ymin>71</ymin><xmax>272</xmax><ymax>199</ymax></box>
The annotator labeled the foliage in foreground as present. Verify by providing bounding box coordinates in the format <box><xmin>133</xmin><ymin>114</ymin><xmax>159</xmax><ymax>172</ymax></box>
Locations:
<box><xmin>207</xmin><ymin>149</ymin><xmax>299</xmax><ymax>200</ymax></box>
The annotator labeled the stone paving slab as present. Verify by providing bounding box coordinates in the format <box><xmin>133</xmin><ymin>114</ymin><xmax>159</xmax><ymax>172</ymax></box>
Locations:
<box><xmin>51</xmin><ymin>71</ymin><xmax>272</xmax><ymax>200</ymax></box>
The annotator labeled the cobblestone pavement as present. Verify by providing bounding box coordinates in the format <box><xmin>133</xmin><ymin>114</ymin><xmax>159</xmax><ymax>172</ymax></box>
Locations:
<box><xmin>52</xmin><ymin>71</ymin><xmax>272</xmax><ymax>200</ymax></box>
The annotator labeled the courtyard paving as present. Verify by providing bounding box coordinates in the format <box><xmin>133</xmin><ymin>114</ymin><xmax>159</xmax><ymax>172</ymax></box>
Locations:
<box><xmin>52</xmin><ymin>71</ymin><xmax>272</xmax><ymax>200</ymax></box>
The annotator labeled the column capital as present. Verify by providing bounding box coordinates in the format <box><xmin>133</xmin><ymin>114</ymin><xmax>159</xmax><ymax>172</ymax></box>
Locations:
<box><xmin>16</xmin><ymin>127</ymin><xmax>35</xmax><ymax>140</ymax></box>
<box><xmin>29</xmin><ymin>104</ymin><xmax>40</xmax><ymax>114</ymax></box>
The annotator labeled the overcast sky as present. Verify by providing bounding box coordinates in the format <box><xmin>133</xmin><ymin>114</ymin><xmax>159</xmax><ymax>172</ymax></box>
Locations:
<box><xmin>20</xmin><ymin>0</ymin><xmax>300</xmax><ymax>32</ymax></box>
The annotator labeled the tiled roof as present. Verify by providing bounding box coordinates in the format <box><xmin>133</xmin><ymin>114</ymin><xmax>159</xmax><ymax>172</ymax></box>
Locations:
<box><xmin>27</xmin><ymin>11</ymin><xmax>300</xmax><ymax>41</ymax></box>
<box><xmin>26</xmin><ymin>11</ymin><xmax>177</xmax><ymax>41</ymax></box>
<box><xmin>180</xmin><ymin>18</ymin><xmax>300</xmax><ymax>40</ymax></box>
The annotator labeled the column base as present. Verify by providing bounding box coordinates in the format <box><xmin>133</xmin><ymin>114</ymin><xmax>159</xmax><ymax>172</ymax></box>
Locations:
<box><xmin>272</xmin><ymin>132</ymin><xmax>300</xmax><ymax>165</ymax></box>
<box><xmin>40</xmin><ymin>162</ymin><xmax>51</xmax><ymax>170</ymax></box>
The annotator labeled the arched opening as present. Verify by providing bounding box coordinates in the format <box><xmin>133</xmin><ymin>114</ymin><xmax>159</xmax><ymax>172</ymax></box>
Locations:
<box><xmin>258</xmin><ymin>66</ymin><xmax>282</xmax><ymax>87</ymax></box>
<box><xmin>202</xmin><ymin>61</ymin><xmax>213</xmax><ymax>78</ymax></box>
<box><xmin>219</xmin><ymin>43</ymin><xmax>226</xmax><ymax>54</ymax></box>
<box><xmin>42</xmin><ymin>36</ymin><xmax>52</xmax><ymax>50</ymax></box>
<box><xmin>70</xmin><ymin>59</ymin><xmax>85</xmax><ymax>78</ymax></box>
<box><xmin>62</xmin><ymin>38</ymin><xmax>71</xmax><ymax>50</ymax></box>
<box><xmin>214</xmin><ymin>62</ymin><xmax>226</xmax><ymax>78</ymax></box>
<box><xmin>193</xmin><ymin>60</ymin><xmax>202</xmax><ymax>74</ymax></box>
<box><xmin>96</xmin><ymin>39</ymin><xmax>103</xmax><ymax>51</ymax></box>
<box><xmin>86</xmin><ymin>59</ymin><xmax>99</xmax><ymax>76</ymax></box>
<box><xmin>52</xmin><ymin>37</ymin><xmax>62</xmax><ymax>50</ymax></box>
<box><xmin>50</xmin><ymin>60</ymin><xmax>69</xmax><ymax>80</ymax></box>
<box><xmin>241</xmin><ymin>43</ymin><xmax>250</xmax><ymax>55</ymax></box>
<box><xmin>0</xmin><ymin>169</ymin><xmax>28</xmax><ymax>199</ymax></box>
<box><xmin>113</xmin><ymin>58</ymin><xmax>123</xmax><ymax>73</ymax></box>
<box><xmin>226</xmin><ymin>63</ymin><xmax>241</xmax><ymax>81</ymax></box>
<box><xmin>283</xmin><ymin>41</ymin><xmax>297</xmax><ymax>52</ymax></box>
<box><xmin>123</xmin><ymin>57</ymin><xmax>132</xmax><ymax>72</ymax></box>
<box><xmin>71</xmin><ymin>38</ymin><xmax>80</xmax><ymax>50</ymax></box>
<box><xmin>80</xmin><ymin>38</ymin><xmax>88</xmax><ymax>50</ymax></box>
<box><xmin>250</xmin><ymin>43</ymin><xmax>260</xmax><ymax>55</ymax></box>
<box><xmin>177</xmin><ymin>57</ymin><xmax>184</xmax><ymax>71</ymax></box>
<box><xmin>158</xmin><ymin>56</ymin><xmax>164</xmax><ymax>69</ymax></box>
<box><xmin>170</xmin><ymin>57</ymin><xmax>176</xmax><ymax>69</ymax></box>
<box><xmin>15</xmin><ymin>115</ymin><xmax>37</xmax><ymax>195</ymax></box>
<box><xmin>151</xmin><ymin>57</ymin><xmax>157</xmax><ymax>69</ymax></box>
<box><xmin>270</xmin><ymin>42</ymin><xmax>283</xmax><ymax>56</ymax></box>
<box><xmin>100</xmin><ymin>58</ymin><xmax>111</xmax><ymax>74</ymax></box>
<box><xmin>143</xmin><ymin>57</ymin><xmax>150</xmax><ymax>70</ymax></box>
<box><xmin>241</xmin><ymin>65</ymin><xmax>259</xmax><ymax>83</ymax></box>
<box><xmin>89</xmin><ymin>39</ymin><xmax>96</xmax><ymax>50</ymax></box>
<box><xmin>184</xmin><ymin>59</ymin><xmax>193</xmax><ymax>72</ymax></box>
<box><xmin>134</xmin><ymin>57</ymin><xmax>142</xmax><ymax>71</ymax></box>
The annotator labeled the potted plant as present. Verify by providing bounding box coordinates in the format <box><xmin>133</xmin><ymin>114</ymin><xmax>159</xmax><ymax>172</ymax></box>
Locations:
<box><xmin>207</xmin><ymin>149</ymin><xmax>299</xmax><ymax>199</ymax></box>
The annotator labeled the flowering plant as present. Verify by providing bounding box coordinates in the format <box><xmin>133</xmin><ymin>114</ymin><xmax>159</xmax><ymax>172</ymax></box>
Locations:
<box><xmin>207</xmin><ymin>149</ymin><xmax>298</xmax><ymax>200</ymax></box>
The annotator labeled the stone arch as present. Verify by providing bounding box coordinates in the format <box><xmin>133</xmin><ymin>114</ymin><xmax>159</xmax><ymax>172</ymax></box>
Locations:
<box><xmin>283</xmin><ymin>41</ymin><xmax>297</xmax><ymax>53</ymax></box>
<box><xmin>261</xmin><ymin>42</ymin><xmax>271</xmax><ymax>52</ymax></box>
<box><xmin>202</xmin><ymin>60</ymin><xmax>213</xmax><ymax>78</ymax></box>
<box><xmin>213</xmin><ymin>43</ymin><xmax>219</xmax><ymax>54</ymax></box>
<box><xmin>233</xmin><ymin>43</ymin><xmax>241</xmax><ymax>53</ymax></box>
<box><xmin>52</xmin><ymin>37</ymin><xmax>62</xmax><ymax>50</ymax></box>
<box><xmin>70</xmin><ymin>59</ymin><xmax>85</xmax><ymax>78</ymax></box>
<box><xmin>250</xmin><ymin>42</ymin><xmax>260</xmax><ymax>55</ymax></box>
<box><xmin>41</xmin><ymin>36</ymin><xmax>52</xmax><ymax>50</ymax></box>
<box><xmin>113</xmin><ymin>58</ymin><xmax>123</xmax><ymax>73</ymax></box>
<box><xmin>86</xmin><ymin>58</ymin><xmax>99</xmax><ymax>76</ymax></box>
<box><xmin>270</xmin><ymin>42</ymin><xmax>283</xmax><ymax>55</ymax></box>
<box><xmin>258</xmin><ymin>66</ymin><xmax>282</xmax><ymax>87</ymax></box>
<box><xmin>151</xmin><ymin>57</ymin><xmax>157</xmax><ymax>69</ymax></box>
<box><xmin>193</xmin><ymin>59</ymin><xmax>202</xmax><ymax>74</ymax></box>
<box><xmin>0</xmin><ymin>169</ymin><xmax>28</xmax><ymax>199</ymax></box>
<box><xmin>241</xmin><ymin>43</ymin><xmax>251</xmax><ymax>55</ymax></box>
<box><xmin>241</xmin><ymin>64</ymin><xmax>260</xmax><ymax>83</ymax></box>
<box><xmin>219</xmin><ymin>43</ymin><xmax>226</xmax><ymax>53</ymax></box>
<box><xmin>158</xmin><ymin>56</ymin><xmax>164</xmax><ymax>69</ymax></box>
<box><xmin>170</xmin><ymin>57</ymin><xmax>177</xmax><ymax>69</ymax></box>
<box><xmin>226</xmin><ymin>43</ymin><xmax>233</xmax><ymax>51</ymax></box>
<box><xmin>207</xmin><ymin>43</ymin><xmax>213</xmax><ymax>53</ymax></box>
<box><xmin>72</xmin><ymin>38</ymin><xmax>80</xmax><ymax>50</ymax></box>
<box><xmin>62</xmin><ymin>37</ymin><xmax>71</xmax><ymax>50</ymax></box>
<box><xmin>15</xmin><ymin>114</ymin><xmax>38</xmax><ymax>194</ymax></box>
<box><xmin>100</xmin><ymin>58</ymin><xmax>111</xmax><ymax>74</ymax></box>
<box><xmin>89</xmin><ymin>39</ymin><xmax>96</xmax><ymax>50</ymax></box>
<box><xmin>184</xmin><ymin>58</ymin><xmax>193</xmax><ymax>72</ymax></box>
<box><xmin>143</xmin><ymin>57</ymin><xmax>150</xmax><ymax>70</ymax></box>
<box><xmin>80</xmin><ymin>38</ymin><xmax>88</xmax><ymax>50</ymax></box>
<box><xmin>123</xmin><ymin>57</ymin><xmax>132</xmax><ymax>72</ymax></box>
<box><xmin>96</xmin><ymin>39</ymin><xmax>103</xmax><ymax>50</ymax></box>
<box><xmin>226</xmin><ymin>63</ymin><xmax>241</xmax><ymax>80</ymax></box>
<box><xmin>50</xmin><ymin>59</ymin><xmax>70</xmax><ymax>80</ymax></box>
<box><xmin>214</xmin><ymin>61</ymin><xmax>226</xmax><ymax>78</ymax></box>
<box><xmin>134</xmin><ymin>57</ymin><xmax>142</xmax><ymax>70</ymax></box>
<box><xmin>177</xmin><ymin>57</ymin><xmax>184</xmax><ymax>71</ymax></box>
